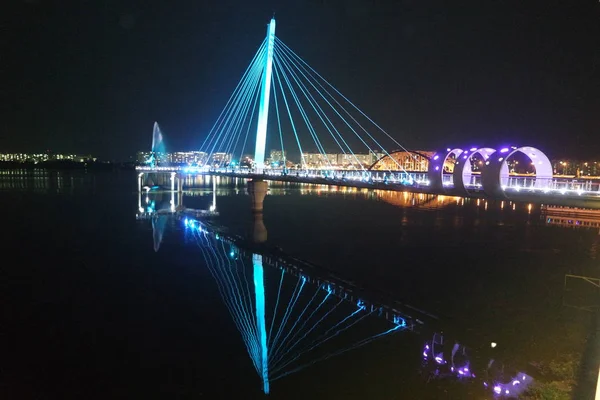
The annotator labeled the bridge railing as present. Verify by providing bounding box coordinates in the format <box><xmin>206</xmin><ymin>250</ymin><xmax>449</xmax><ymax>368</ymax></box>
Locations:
<box><xmin>136</xmin><ymin>166</ymin><xmax>600</xmax><ymax>197</ymax></box>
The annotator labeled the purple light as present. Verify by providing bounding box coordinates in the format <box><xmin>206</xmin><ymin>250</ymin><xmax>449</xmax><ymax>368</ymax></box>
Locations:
<box><xmin>493</xmin><ymin>386</ymin><xmax>501</xmax><ymax>394</ymax></box>
<box><xmin>500</xmin><ymin>148</ymin><xmax>509</xmax><ymax>153</ymax></box>
<box><xmin>434</xmin><ymin>356</ymin><xmax>443</xmax><ymax>364</ymax></box>
<box><xmin>512</xmin><ymin>380</ymin><xmax>520</xmax><ymax>386</ymax></box>
<box><xmin>433</xmin><ymin>155</ymin><xmax>439</xmax><ymax>160</ymax></box>
<box><xmin>483</xmin><ymin>382</ymin><xmax>488</xmax><ymax>388</ymax></box>
<box><xmin>425</xmin><ymin>345</ymin><xmax>429</xmax><ymax>350</ymax></box>
<box><xmin>463</xmin><ymin>155</ymin><xmax>467</xmax><ymax>159</ymax></box>
<box><xmin>435</xmin><ymin>166</ymin><xmax>439</xmax><ymax>171</ymax></box>
<box><xmin>470</xmin><ymin>147</ymin><xmax>477</xmax><ymax>151</ymax></box>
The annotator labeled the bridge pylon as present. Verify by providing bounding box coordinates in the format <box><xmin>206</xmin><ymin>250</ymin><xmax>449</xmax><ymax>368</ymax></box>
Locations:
<box><xmin>253</xmin><ymin>18</ymin><xmax>276</xmax><ymax>173</ymax></box>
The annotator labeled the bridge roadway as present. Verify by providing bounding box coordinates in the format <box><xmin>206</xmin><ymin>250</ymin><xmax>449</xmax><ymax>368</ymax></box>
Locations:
<box><xmin>138</xmin><ymin>167</ymin><xmax>600</xmax><ymax>209</ymax></box>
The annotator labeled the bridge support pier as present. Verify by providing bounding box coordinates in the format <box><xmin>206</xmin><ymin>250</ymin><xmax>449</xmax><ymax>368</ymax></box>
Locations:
<box><xmin>248</xmin><ymin>179</ymin><xmax>268</xmax><ymax>214</ymax></box>
<box><xmin>177</xmin><ymin>173</ymin><xmax>183</xmax><ymax>194</ymax></box>
<box><xmin>248</xmin><ymin>179</ymin><xmax>268</xmax><ymax>243</ymax></box>
<box><xmin>210</xmin><ymin>176</ymin><xmax>217</xmax><ymax>212</ymax></box>
<box><xmin>138</xmin><ymin>172</ymin><xmax>144</xmax><ymax>192</ymax></box>
<box><xmin>170</xmin><ymin>172</ymin><xmax>176</xmax><ymax>192</ymax></box>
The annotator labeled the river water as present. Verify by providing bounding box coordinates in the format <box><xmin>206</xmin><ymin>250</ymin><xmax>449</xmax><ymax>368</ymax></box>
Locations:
<box><xmin>2</xmin><ymin>169</ymin><xmax>598</xmax><ymax>399</ymax></box>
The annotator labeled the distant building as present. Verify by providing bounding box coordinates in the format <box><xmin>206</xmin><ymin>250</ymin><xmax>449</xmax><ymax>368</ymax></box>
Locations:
<box><xmin>267</xmin><ymin>150</ymin><xmax>286</xmax><ymax>167</ymax></box>
<box><xmin>552</xmin><ymin>159</ymin><xmax>600</xmax><ymax>177</ymax></box>
<box><xmin>210</xmin><ymin>152</ymin><xmax>231</xmax><ymax>166</ymax></box>
<box><xmin>136</xmin><ymin>151</ymin><xmax>208</xmax><ymax>165</ymax></box>
<box><xmin>0</xmin><ymin>153</ymin><xmax>94</xmax><ymax>163</ymax></box>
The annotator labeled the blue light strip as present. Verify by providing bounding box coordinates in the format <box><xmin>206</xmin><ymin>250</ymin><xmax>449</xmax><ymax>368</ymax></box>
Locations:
<box><xmin>275</xmin><ymin>40</ymin><xmax>384</xmax><ymax>169</ymax></box>
<box><xmin>275</xmin><ymin>55</ymin><xmax>335</xmax><ymax>169</ymax></box>
<box><xmin>271</xmin><ymin>308</ymin><xmax>372</xmax><ymax>376</ymax></box>
<box><xmin>221</xmin><ymin>70</ymin><xmax>262</xmax><ymax>166</ymax></box>
<box><xmin>210</xmin><ymin>240</ymin><xmax>261</xmax><ymax>364</ymax></box>
<box><xmin>271</xmin><ymin>73</ymin><xmax>286</xmax><ymax>166</ymax></box>
<box><xmin>267</xmin><ymin>269</ymin><xmax>285</xmax><ymax>346</ymax></box>
<box><xmin>204</xmin><ymin>46</ymin><xmax>265</xmax><ymax>161</ymax></box>
<box><xmin>275</xmin><ymin>38</ymin><xmax>411</xmax><ymax>174</ymax></box>
<box><xmin>269</xmin><ymin>286</ymin><xmax>323</xmax><ymax>364</ymax></box>
<box><xmin>185</xmin><ymin>217</ymin><xmax>410</xmax><ymax>394</ymax></box>
<box><xmin>272</xmin><ymin>61</ymin><xmax>307</xmax><ymax>169</ymax></box>
<box><xmin>237</xmin><ymin>81</ymin><xmax>262</xmax><ymax>164</ymax></box>
<box><xmin>273</xmin><ymin>55</ymin><xmax>334</xmax><ymax>169</ymax></box>
<box><xmin>194</xmin><ymin>233</ymin><xmax>261</xmax><ymax>373</ymax></box>
<box><xmin>276</xmin><ymin>37</ymin><xmax>409</xmax><ymax>152</ymax></box>
<box><xmin>206</xmin><ymin>51</ymin><xmax>265</xmax><ymax>165</ymax></box>
<box><xmin>275</xmin><ymin>42</ymin><xmax>383</xmax><ymax>171</ymax></box>
<box><xmin>273</xmin><ymin>46</ymin><xmax>364</xmax><ymax>170</ymax></box>
<box><xmin>269</xmin><ymin>276</ymin><xmax>306</xmax><ymax>351</ymax></box>
<box><xmin>275</xmin><ymin>46</ymin><xmax>364</xmax><ymax>170</ymax></box>
<box><xmin>200</xmin><ymin>39</ymin><xmax>266</xmax><ymax>154</ymax></box>
<box><xmin>253</xmin><ymin>18</ymin><xmax>277</xmax><ymax>172</ymax></box>
<box><xmin>268</xmin><ymin>297</ymin><xmax>344</xmax><ymax>373</ymax></box>
<box><xmin>272</xmin><ymin>323</ymin><xmax>406</xmax><ymax>382</ymax></box>
<box><xmin>222</xmin><ymin>241</ymin><xmax>259</xmax><ymax>343</ymax></box>
<box><xmin>268</xmin><ymin>290</ymin><xmax>331</xmax><ymax>368</ymax></box>
<box><xmin>253</xmin><ymin>254</ymin><xmax>270</xmax><ymax>394</ymax></box>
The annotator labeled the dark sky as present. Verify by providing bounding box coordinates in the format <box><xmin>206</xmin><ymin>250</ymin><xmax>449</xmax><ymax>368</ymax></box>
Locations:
<box><xmin>3</xmin><ymin>0</ymin><xmax>600</xmax><ymax>160</ymax></box>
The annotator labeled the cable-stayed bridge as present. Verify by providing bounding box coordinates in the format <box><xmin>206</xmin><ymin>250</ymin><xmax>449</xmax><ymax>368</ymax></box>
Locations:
<box><xmin>136</xmin><ymin>18</ymin><xmax>600</xmax><ymax>206</ymax></box>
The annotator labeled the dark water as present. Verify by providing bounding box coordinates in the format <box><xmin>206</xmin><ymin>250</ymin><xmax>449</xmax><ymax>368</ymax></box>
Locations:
<box><xmin>2</xmin><ymin>170</ymin><xmax>598</xmax><ymax>399</ymax></box>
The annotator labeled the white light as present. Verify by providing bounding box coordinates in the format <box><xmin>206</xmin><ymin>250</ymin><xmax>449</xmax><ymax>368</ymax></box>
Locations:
<box><xmin>491</xmin><ymin>342</ymin><xmax>497</xmax><ymax>348</ymax></box>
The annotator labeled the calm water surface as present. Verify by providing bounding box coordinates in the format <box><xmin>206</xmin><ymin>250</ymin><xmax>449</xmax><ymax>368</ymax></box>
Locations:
<box><xmin>2</xmin><ymin>170</ymin><xmax>598</xmax><ymax>399</ymax></box>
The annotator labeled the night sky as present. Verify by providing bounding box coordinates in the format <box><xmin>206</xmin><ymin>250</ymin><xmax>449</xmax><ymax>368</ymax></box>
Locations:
<box><xmin>3</xmin><ymin>0</ymin><xmax>600</xmax><ymax>160</ymax></box>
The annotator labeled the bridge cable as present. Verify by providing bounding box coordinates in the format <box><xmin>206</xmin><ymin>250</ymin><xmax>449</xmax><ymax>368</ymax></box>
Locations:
<box><xmin>204</xmin><ymin>46</ymin><xmax>265</xmax><ymax>164</ymax></box>
<box><xmin>273</xmin><ymin>53</ymin><xmax>334</xmax><ymax>170</ymax></box>
<box><xmin>272</xmin><ymin>323</ymin><xmax>405</xmax><ymax>382</ymax></box>
<box><xmin>200</xmin><ymin>39</ymin><xmax>266</xmax><ymax>156</ymax></box>
<box><xmin>275</xmin><ymin>39</ymin><xmax>414</xmax><ymax>159</ymax></box>
<box><xmin>275</xmin><ymin>39</ymin><xmax>412</xmax><ymax>176</ymax></box>
<box><xmin>268</xmin><ymin>290</ymin><xmax>332</xmax><ymax>368</ymax></box>
<box><xmin>273</xmin><ymin>45</ymin><xmax>365</xmax><ymax>171</ymax></box>
<box><xmin>271</xmin><ymin>57</ymin><xmax>307</xmax><ymax>170</ymax></box>
<box><xmin>207</xmin><ymin>54</ymin><xmax>265</xmax><ymax>167</ymax></box>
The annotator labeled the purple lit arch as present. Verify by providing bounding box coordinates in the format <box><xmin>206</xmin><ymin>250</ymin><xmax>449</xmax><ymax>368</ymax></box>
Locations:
<box><xmin>427</xmin><ymin>148</ymin><xmax>463</xmax><ymax>191</ymax></box>
<box><xmin>481</xmin><ymin>146</ymin><xmax>553</xmax><ymax>197</ymax></box>
<box><xmin>452</xmin><ymin>148</ymin><xmax>496</xmax><ymax>194</ymax></box>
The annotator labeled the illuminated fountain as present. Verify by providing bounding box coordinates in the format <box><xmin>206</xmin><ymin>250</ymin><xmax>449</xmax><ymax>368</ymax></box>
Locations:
<box><xmin>149</xmin><ymin>121</ymin><xmax>166</xmax><ymax>168</ymax></box>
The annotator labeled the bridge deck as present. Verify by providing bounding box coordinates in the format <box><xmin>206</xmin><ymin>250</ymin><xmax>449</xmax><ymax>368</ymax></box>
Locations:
<box><xmin>138</xmin><ymin>168</ymin><xmax>600</xmax><ymax>208</ymax></box>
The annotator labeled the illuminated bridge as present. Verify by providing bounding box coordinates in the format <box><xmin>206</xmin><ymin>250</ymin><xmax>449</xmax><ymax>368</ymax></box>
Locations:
<box><xmin>136</xmin><ymin>18</ymin><xmax>600</xmax><ymax>206</ymax></box>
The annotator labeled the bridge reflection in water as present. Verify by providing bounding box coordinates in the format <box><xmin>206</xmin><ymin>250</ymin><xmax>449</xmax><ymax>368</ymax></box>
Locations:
<box><xmin>184</xmin><ymin>217</ymin><xmax>408</xmax><ymax>394</ymax></box>
<box><xmin>135</xmin><ymin>181</ymin><xmax>563</xmax><ymax>397</ymax></box>
<box><xmin>138</xmin><ymin>196</ymin><xmax>535</xmax><ymax>396</ymax></box>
